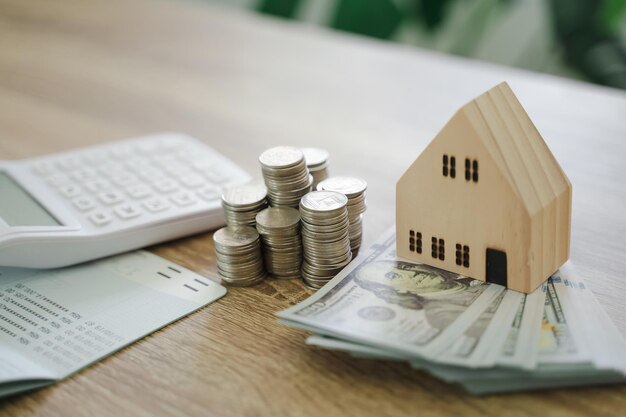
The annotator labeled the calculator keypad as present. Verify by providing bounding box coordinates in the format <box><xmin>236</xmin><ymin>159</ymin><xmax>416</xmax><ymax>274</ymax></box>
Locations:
<box><xmin>31</xmin><ymin>136</ymin><xmax>233</xmax><ymax>228</ymax></box>
<box><xmin>88</xmin><ymin>211</ymin><xmax>113</xmax><ymax>226</ymax></box>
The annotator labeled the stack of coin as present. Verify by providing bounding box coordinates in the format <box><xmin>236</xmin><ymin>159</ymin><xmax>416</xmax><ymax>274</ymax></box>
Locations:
<box><xmin>259</xmin><ymin>146</ymin><xmax>312</xmax><ymax>208</ymax></box>
<box><xmin>221</xmin><ymin>179</ymin><xmax>268</xmax><ymax>227</ymax></box>
<box><xmin>299</xmin><ymin>191</ymin><xmax>353</xmax><ymax>289</ymax></box>
<box><xmin>255</xmin><ymin>207</ymin><xmax>303</xmax><ymax>280</ymax></box>
<box><xmin>317</xmin><ymin>176</ymin><xmax>367</xmax><ymax>256</ymax></box>
<box><xmin>302</xmin><ymin>147</ymin><xmax>330</xmax><ymax>189</ymax></box>
<box><xmin>213</xmin><ymin>226</ymin><xmax>265</xmax><ymax>286</ymax></box>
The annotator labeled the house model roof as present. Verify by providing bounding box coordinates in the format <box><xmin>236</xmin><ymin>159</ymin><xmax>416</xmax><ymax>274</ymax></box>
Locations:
<box><xmin>460</xmin><ymin>82</ymin><xmax>569</xmax><ymax>215</ymax></box>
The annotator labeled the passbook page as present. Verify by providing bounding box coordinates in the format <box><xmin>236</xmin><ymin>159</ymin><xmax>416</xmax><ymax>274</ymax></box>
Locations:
<box><xmin>0</xmin><ymin>251</ymin><xmax>226</xmax><ymax>397</ymax></box>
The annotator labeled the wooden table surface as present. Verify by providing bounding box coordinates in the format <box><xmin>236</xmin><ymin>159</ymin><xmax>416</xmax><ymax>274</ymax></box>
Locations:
<box><xmin>1</xmin><ymin>0</ymin><xmax>626</xmax><ymax>415</ymax></box>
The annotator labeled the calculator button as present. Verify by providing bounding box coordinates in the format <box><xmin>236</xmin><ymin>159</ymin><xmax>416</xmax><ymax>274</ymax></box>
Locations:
<box><xmin>32</xmin><ymin>161</ymin><xmax>55</xmax><ymax>176</ymax></box>
<box><xmin>153</xmin><ymin>178</ymin><xmax>179</xmax><ymax>193</ymax></box>
<box><xmin>88</xmin><ymin>211</ymin><xmax>112</xmax><ymax>226</ymax></box>
<box><xmin>98</xmin><ymin>163</ymin><xmax>124</xmax><ymax>176</ymax></box>
<box><xmin>110</xmin><ymin>173</ymin><xmax>138</xmax><ymax>187</ymax></box>
<box><xmin>152</xmin><ymin>154</ymin><xmax>179</xmax><ymax>165</ymax></box>
<box><xmin>197</xmin><ymin>186</ymin><xmax>220</xmax><ymax>201</ymax></box>
<box><xmin>138</xmin><ymin>168</ymin><xmax>166</xmax><ymax>183</ymax></box>
<box><xmin>56</xmin><ymin>156</ymin><xmax>81</xmax><ymax>171</ymax></box>
<box><xmin>85</xmin><ymin>179</ymin><xmax>112</xmax><ymax>193</ymax></box>
<box><xmin>179</xmin><ymin>174</ymin><xmax>205</xmax><ymax>188</ymax></box>
<box><xmin>125</xmin><ymin>184</ymin><xmax>152</xmax><ymax>199</ymax></box>
<box><xmin>143</xmin><ymin>198</ymin><xmax>170</xmax><ymax>212</ymax></box>
<box><xmin>113</xmin><ymin>204</ymin><xmax>141</xmax><ymax>219</ymax></box>
<box><xmin>191</xmin><ymin>160</ymin><xmax>212</xmax><ymax>172</ymax></box>
<box><xmin>163</xmin><ymin>161</ymin><xmax>187</xmax><ymax>171</ymax></box>
<box><xmin>98</xmin><ymin>190</ymin><xmax>124</xmax><ymax>205</ymax></box>
<box><xmin>59</xmin><ymin>185</ymin><xmax>82</xmax><ymax>198</ymax></box>
<box><xmin>170</xmin><ymin>191</ymin><xmax>197</xmax><ymax>207</ymax></box>
<box><xmin>168</xmin><ymin>168</ymin><xmax>193</xmax><ymax>179</ymax></box>
<box><xmin>124</xmin><ymin>158</ymin><xmax>153</xmax><ymax>171</ymax></box>
<box><xmin>72</xmin><ymin>196</ymin><xmax>96</xmax><ymax>211</ymax></box>
<box><xmin>82</xmin><ymin>151</ymin><xmax>108</xmax><ymax>166</ymax></box>
<box><xmin>47</xmin><ymin>174</ymin><xmax>71</xmax><ymax>188</ymax></box>
<box><xmin>204</xmin><ymin>169</ymin><xmax>228</xmax><ymax>184</ymax></box>
<box><xmin>177</xmin><ymin>147</ymin><xmax>203</xmax><ymax>161</ymax></box>
<box><xmin>70</xmin><ymin>169</ymin><xmax>96</xmax><ymax>182</ymax></box>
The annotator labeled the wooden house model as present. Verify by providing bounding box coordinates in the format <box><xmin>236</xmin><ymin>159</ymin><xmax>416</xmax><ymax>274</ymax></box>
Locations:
<box><xmin>396</xmin><ymin>82</ymin><xmax>571</xmax><ymax>293</ymax></box>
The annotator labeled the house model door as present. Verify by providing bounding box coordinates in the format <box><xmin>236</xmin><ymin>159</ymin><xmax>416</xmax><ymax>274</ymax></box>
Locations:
<box><xmin>485</xmin><ymin>248</ymin><xmax>507</xmax><ymax>287</ymax></box>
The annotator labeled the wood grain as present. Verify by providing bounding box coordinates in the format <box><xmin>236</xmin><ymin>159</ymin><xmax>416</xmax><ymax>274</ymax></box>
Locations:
<box><xmin>0</xmin><ymin>0</ymin><xmax>625</xmax><ymax>415</ymax></box>
<box><xmin>397</xmin><ymin>82</ymin><xmax>572</xmax><ymax>293</ymax></box>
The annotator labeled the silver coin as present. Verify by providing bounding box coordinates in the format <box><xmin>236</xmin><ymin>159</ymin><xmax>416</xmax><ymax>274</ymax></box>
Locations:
<box><xmin>310</xmin><ymin>168</ymin><xmax>329</xmax><ymax>189</ymax></box>
<box><xmin>300</xmin><ymin>191</ymin><xmax>348</xmax><ymax>213</ymax></box>
<box><xmin>262</xmin><ymin>159</ymin><xmax>307</xmax><ymax>176</ymax></box>
<box><xmin>259</xmin><ymin>146</ymin><xmax>304</xmax><ymax>169</ymax></box>
<box><xmin>256</xmin><ymin>207</ymin><xmax>301</xmax><ymax>230</ymax></box>
<box><xmin>213</xmin><ymin>226</ymin><xmax>259</xmax><ymax>248</ymax></box>
<box><xmin>301</xmin><ymin>147</ymin><xmax>329</xmax><ymax>169</ymax></box>
<box><xmin>219</xmin><ymin>273</ymin><xmax>266</xmax><ymax>287</ymax></box>
<box><xmin>317</xmin><ymin>176</ymin><xmax>367</xmax><ymax>198</ymax></box>
<box><xmin>215</xmin><ymin>250</ymin><xmax>261</xmax><ymax>263</ymax></box>
<box><xmin>222</xmin><ymin>179</ymin><xmax>268</xmax><ymax>207</ymax></box>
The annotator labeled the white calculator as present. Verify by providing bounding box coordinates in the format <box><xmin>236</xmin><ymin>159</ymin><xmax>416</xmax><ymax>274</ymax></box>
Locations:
<box><xmin>0</xmin><ymin>133</ymin><xmax>250</xmax><ymax>268</ymax></box>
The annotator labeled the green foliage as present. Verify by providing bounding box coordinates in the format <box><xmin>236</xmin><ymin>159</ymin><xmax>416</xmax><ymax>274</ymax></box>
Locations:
<box><xmin>601</xmin><ymin>0</ymin><xmax>626</xmax><ymax>31</ymax></box>
<box><xmin>331</xmin><ymin>0</ymin><xmax>403</xmax><ymax>39</ymax></box>
<box><xmin>256</xmin><ymin>0</ymin><xmax>302</xmax><ymax>18</ymax></box>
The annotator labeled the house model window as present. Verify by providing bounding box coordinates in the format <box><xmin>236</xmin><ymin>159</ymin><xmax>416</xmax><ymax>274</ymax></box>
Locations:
<box><xmin>396</xmin><ymin>82</ymin><xmax>572</xmax><ymax>294</ymax></box>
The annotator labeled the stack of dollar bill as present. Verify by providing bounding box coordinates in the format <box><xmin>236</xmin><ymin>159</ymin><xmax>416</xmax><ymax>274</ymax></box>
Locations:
<box><xmin>278</xmin><ymin>228</ymin><xmax>626</xmax><ymax>394</ymax></box>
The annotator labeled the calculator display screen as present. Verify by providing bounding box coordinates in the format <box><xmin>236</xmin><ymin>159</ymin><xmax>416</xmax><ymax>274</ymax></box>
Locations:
<box><xmin>0</xmin><ymin>172</ymin><xmax>61</xmax><ymax>226</ymax></box>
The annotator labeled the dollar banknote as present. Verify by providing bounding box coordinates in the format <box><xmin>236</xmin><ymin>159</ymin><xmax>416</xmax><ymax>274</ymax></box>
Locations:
<box><xmin>496</xmin><ymin>290</ymin><xmax>545</xmax><ymax>369</ymax></box>
<box><xmin>288</xmin><ymin>229</ymin><xmax>626</xmax><ymax>394</ymax></box>
<box><xmin>278</xmin><ymin>228</ymin><xmax>513</xmax><ymax>363</ymax></box>
<box><xmin>432</xmin><ymin>289</ymin><xmax>521</xmax><ymax>367</ymax></box>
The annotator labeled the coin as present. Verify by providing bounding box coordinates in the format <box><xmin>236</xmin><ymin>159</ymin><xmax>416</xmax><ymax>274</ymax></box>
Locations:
<box><xmin>222</xmin><ymin>179</ymin><xmax>267</xmax><ymax>208</ymax></box>
<box><xmin>299</xmin><ymin>190</ymin><xmax>352</xmax><ymax>289</ymax></box>
<box><xmin>300</xmin><ymin>190</ymin><xmax>348</xmax><ymax>214</ymax></box>
<box><xmin>213</xmin><ymin>226</ymin><xmax>266</xmax><ymax>287</ymax></box>
<box><xmin>213</xmin><ymin>226</ymin><xmax>259</xmax><ymax>249</ymax></box>
<box><xmin>301</xmin><ymin>147</ymin><xmax>330</xmax><ymax>189</ymax></box>
<box><xmin>317</xmin><ymin>176</ymin><xmax>367</xmax><ymax>198</ymax></box>
<box><xmin>255</xmin><ymin>207</ymin><xmax>303</xmax><ymax>280</ymax></box>
<box><xmin>316</xmin><ymin>176</ymin><xmax>367</xmax><ymax>255</ymax></box>
<box><xmin>221</xmin><ymin>179</ymin><xmax>268</xmax><ymax>227</ymax></box>
<box><xmin>260</xmin><ymin>146</ymin><xmax>311</xmax><ymax>208</ymax></box>
<box><xmin>256</xmin><ymin>207</ymin><xmax>301</xmax><ymax>231</ymax></box>
<box><xmin>302</xmin><ymin>147</ymin><xmax>329</xmax><ymax>167</ymax></box>
<box><xmin>259</xmin><ymin>146</ymin><xmax>304</xmax><ymax>169</ymax></box>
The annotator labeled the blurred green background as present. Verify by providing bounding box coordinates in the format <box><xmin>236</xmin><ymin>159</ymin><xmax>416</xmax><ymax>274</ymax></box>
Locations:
<box><xmin>209</xmin><ymin>0</ymin><xmax>626</xmax><ymax>90</ymax></box>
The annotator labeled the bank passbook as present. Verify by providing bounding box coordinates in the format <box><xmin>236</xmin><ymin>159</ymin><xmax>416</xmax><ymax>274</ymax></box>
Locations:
<box><xmin>0</xmin><ymin>251</ymin><xmax>226</xmax><ymax>398</ymax></box>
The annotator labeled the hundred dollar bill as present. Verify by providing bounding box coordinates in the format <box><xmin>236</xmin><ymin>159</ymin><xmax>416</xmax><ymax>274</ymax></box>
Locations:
<box><xmin>426</xmin><ymin>268</ymin><xmax>626</xmax><ymax>393</ymax></box>
<box><xmin>432</xmin><ymin>289</ymin><xmax>521</xmax><ymax>367</ymax></box>
<box><xmin>496</xmin><ymin>289</ymin><xmax>545</xmax><ymax>369</ymax></box>
<box><xmin>304</xmin><ymin>262</ymin><xmax>626</xmax><ymax>394</ymax></box>
<box><xmin>278</xmin><ymin>228</ymin><xmax>504</xmax><ymax>360</ymax></box>
<box><xmin>552</xmin><ymin>264</ymin><xmax>626</xmax><ymax>373</ymax></box>
<box><xmin>305</xmin><ymin>333</ymin><xmax>623</xmax><ymax>394</ymax></box>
